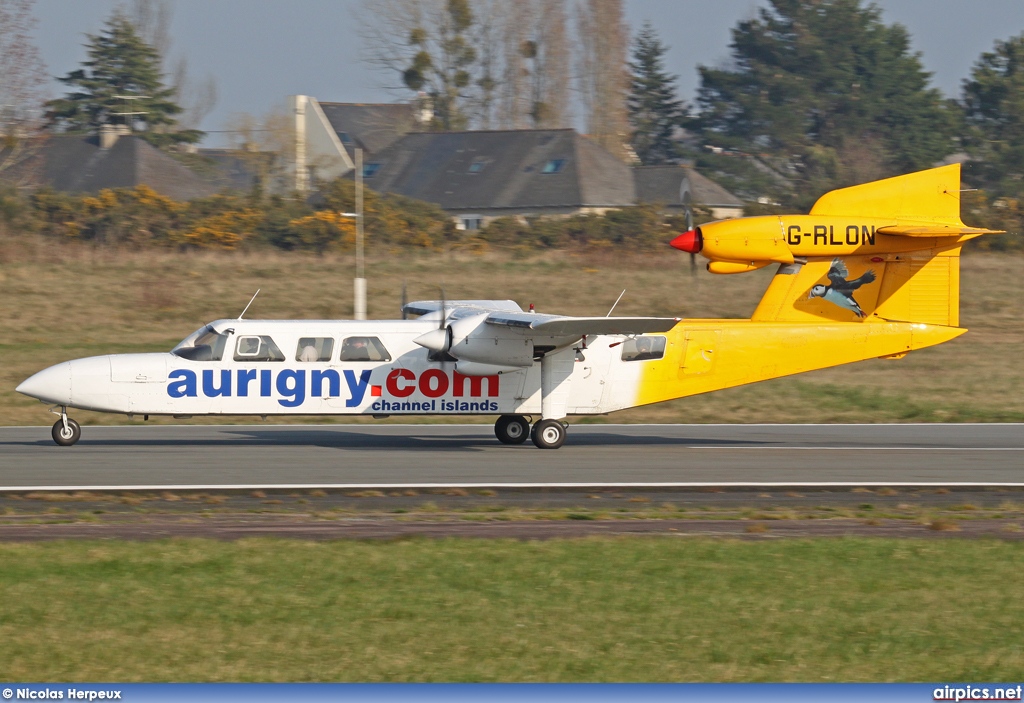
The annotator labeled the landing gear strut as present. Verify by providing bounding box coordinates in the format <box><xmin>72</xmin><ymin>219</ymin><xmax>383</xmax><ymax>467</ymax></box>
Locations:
<box><xmin>531</xmin><ymin>419</ymin><xmax>567</xmax><ymax>449</ymax></box>
<box><xmin>494</xmin><ymin>415</ymin><xmax>530</xmax><ymax>445</ymax></box>
<box><xmin>50</xmin><ymin>406</ymin><xmax>81</xmax><ymax>447</ymax></box>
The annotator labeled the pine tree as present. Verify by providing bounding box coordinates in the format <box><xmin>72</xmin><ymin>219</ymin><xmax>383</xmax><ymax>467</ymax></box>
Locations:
<box><xmin>44</xmin><ymin>12</ymin><xmax>200</xmax><ymax>146</ymax></box>
<box><xmin>627</xmin><ymin>23</ymin><xmax>685</xmax><ymax>165</ymax></box>
<box><xmin>961</xmin><ymin>33</ymin><xmax>1024</xmax><ymax>198</ymax></box>
<box><xmin>695</xmin><ymin>0</ymin><xmax>957</xmax><ymax>201</ymax></box>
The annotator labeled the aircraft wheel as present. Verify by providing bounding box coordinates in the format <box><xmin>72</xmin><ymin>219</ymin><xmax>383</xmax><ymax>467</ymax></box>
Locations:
<box><xmin>51</xmin><ymin>418</ymin><xmax>81</xmax><ymax>447</ymax></box>
<box><xmin>495</xmin><ymin>415</ymin><xmax>530</xmax><ymax>445</ymax></box>
<box><xmin>531</xmin><ymin>419</ymin><xmax>566</xmax><ymax>450</ymax></box>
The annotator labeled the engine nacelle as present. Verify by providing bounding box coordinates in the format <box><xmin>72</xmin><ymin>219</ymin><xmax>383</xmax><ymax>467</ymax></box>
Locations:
<box><xmin>706</xmin><ymin>261</ymin><xmax>771</xmax><ymax>275</ymax></box>
<box><xmin>671</xmin><ymin>217</ymin><xmax>795</xmax><ymax>265</ymax></box>
<box><xmin>449</xmin><ymin>314</ymin><xmax>534</xmax><ymax>367</ymax></box>
<box><xmin>414</xmin><ymin>313</ymin><xmax>534</xmax><ymax>368</ymax></box>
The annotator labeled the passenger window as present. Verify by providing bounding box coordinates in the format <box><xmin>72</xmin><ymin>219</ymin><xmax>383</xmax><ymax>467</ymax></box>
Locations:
<box><xmin>340</xmin><ymin>336</ymin><xmax>392</xmax><ymax>362</ymax></box>
<box><xmin>234</xmin><ymin>335</ymin><xmax>285</xmax><ymax>362</ymax></box>
<box><xmin>621</xmin><ymin>336</ymin><xmax>666</xmax><ymax>362</ymax></box>
<box><xmin>296</xmin><ymin>337</ymin><xmax>334</xmax><ymax>362</ymax></box>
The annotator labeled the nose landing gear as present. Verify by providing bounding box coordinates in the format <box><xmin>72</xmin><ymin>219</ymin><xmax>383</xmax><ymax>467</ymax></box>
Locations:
<box><xmin>50</xmin><ymin>406</ymin><xmax>81</xmax><ymax>446</ymax></box>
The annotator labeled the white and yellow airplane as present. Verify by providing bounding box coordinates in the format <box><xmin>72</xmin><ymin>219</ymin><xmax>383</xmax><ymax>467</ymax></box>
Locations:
<box><xmin>17</xmin><ymin>164</ymin><xmax>998</xmax><ymax>448</ymax></box>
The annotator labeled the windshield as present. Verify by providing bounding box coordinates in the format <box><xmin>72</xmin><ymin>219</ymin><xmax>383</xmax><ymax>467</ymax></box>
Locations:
<box><xmin>171</xmin><ymin>324</ymin><xmax>229</xmax><ymax>361</ymax></box>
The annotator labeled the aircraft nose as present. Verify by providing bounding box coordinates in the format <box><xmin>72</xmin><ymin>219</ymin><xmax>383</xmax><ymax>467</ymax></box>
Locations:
<box><xmin>16</xmin><ymin>362</ymin><xmax>72</xmax><ymax>405</ymax></box>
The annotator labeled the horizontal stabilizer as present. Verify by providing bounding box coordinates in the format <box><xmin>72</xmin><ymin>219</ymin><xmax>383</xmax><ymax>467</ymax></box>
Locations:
<box><xmin>810</xmin><ymin>164</ymin><xmax>966</xmax><ymax>226</ymax></box>
<box><xmin>486</xmin><ymin>313</ymin><xmax>679</xmax><ymax>337</ymax></box>
<box><xmin>877</xmin><ymin>224</ymin><xmax>1004</xmax><ymax>237</ymax></box>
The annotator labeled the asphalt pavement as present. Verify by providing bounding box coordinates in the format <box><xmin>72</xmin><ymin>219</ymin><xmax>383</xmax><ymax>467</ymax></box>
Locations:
<box><xmin>1</xmin><ymin>423</ymin><xmax>1021</xmax><ymax>489</ymax></box>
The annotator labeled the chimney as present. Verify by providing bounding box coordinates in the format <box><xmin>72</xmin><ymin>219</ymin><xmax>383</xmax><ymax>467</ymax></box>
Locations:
<box><xmin>99</xmin><ymin>124</ymin><xmax>130</xmax><ymax>149</ymax></box>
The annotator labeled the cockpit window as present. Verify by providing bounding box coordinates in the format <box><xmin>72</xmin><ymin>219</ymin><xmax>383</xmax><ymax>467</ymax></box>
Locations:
<box><xmin>296</xmin><ymin>337</ymin><xmax>334</xmax><ymax>362</ymax></box>
<box><xmin>621</xmin><ymin>335</ymin><xmax>666</xmax><ymax>362</ymax></box>
<box><xmin>340</xmin><ymin>336</ymin><xmax>391</xmax><ymax>362</ymax></box>
<box><xmin>171</xmin><ymin>325</ymin><xmax>229</xmax><ymax>361</ymax></box>
<box><xmin>234</xmin><ymin>335</ymin><xmax>285</xmax><ymax>362</ymax></box>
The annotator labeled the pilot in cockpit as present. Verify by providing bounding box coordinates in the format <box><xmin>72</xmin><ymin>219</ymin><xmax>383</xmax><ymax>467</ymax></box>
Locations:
<box><xmin>340</xmin><ymin>337</ymin><xmax>371</xmax><ymax>362</ymax></box>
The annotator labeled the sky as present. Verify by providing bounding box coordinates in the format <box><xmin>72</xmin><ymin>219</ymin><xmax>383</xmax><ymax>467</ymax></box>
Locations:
<box><xmin>30</xmin><ymin>0</ymin><xmax>1024</xmax><ymax>147</ymax></box>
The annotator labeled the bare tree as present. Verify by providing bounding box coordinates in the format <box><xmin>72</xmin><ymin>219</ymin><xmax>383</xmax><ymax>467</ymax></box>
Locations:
<box><xmin>359</xmin><ymin>0</ymin><xmax>572</xmax><ymax>131</ymax></box>
<box><xmin>127</xmin><ymin>0</ymin><xmax>171</xmax><ymax>57</ymax></box>
<box><xmin>358</xmin><ymin>0</ymin><xmax>480</xmax><ymax>131</ymax></box>
<box><xmin>576</xmin><ymin>0</ymin><xmax>629</xmax><ymax>158</ymax></box>
<box><xmin>0</xmin><ymin>0</ymin><xmax>47</xmax><ymax>185</ymax></box>
<box><xmin>225</xmin><ymin>104</ymin><xmax>296</xmax><ymax>195</ymax></box>
<box><xmin>469</xmin><ymin>0</ymin><xmax>507</xmax><ymax>129</ymax></box>
<box><xmin>528</xmin><ymin>0</ymin><xmax>570</xmax><ymax>127</ymax></box>
<box><xmin>126</xmin><ymin>0</ymin><xmax>218</xmax><ymax>134</ymax></box>
<box><xmin>495</xmin><ymin>2</ymin><xmax>529</xmax><ymax>128</ymax></box>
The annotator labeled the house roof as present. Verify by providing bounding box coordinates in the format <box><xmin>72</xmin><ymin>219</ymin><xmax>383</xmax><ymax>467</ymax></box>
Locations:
<box><xmin>634</xmin><ymin>165</ymin><xmax>743</xmax><ymax>208</ymax></box>
<box><xmin>363</xmin><ymin>129</ymin><xmax>636</xmax><ymax>211</ymax></box>
<box><xmin>317</xmin><ymin>102</ymin><xmax>416</xmax><ymax>157</ymax></box>
<box><xmin>31</xmin><ymin>135</ymin><xmax>219</xmax><ymax>200</ymax></box>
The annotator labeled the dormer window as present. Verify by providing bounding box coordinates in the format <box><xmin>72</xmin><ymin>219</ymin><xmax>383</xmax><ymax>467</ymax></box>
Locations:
<box><xmin>362</xmin><ymin>163</ymin><xmax>381</xmax><ymax>178</ymax></box>
<box><xmin>541</xmin><ymin>158</ymin><xmax>566</xmax><ymax>174</ymax></box>
<box><xmin>338</xmin><ymin>132</ymin><xmax>351</xmax><ymax>144</ymax></box>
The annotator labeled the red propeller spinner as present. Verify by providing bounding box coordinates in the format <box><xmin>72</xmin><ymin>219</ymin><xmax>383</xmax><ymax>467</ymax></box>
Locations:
<box><xmin>670</xmin><ymin>228</ymin><xmax>703</xmax><ymax>254</ymax></box>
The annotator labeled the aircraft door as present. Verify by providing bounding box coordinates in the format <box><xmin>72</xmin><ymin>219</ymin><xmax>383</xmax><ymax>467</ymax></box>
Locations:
<box><xmin>568</xmin><ymin>340</ymin><xmax>611</xmax><ymax>411</ymax></box>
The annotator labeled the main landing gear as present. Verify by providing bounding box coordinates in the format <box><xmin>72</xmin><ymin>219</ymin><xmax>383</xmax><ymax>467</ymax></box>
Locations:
<box><xmin>50</xmin><ymin>406</ymin><xmax>81</xmax><ymax>447</ymax></box>
<box><xmin>493</xmin><ymin>415</ymin><xmax>568</xmax><ymax>449</ymax></box>
<box><xmin>494</xmin><ymin>414</ymin><xmax>530</xmax><ymax>444</ymax></box>
<box><xmin>531</xmin><ymin>419</ymin><xmax>567</xmax><ymax>450</ymax></box>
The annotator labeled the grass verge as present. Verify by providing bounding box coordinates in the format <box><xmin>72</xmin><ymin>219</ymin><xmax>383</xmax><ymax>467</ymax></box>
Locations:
<box><xmin>1</xmin><ymin>537</ymin><xmax>1022</xmax><ymax>681</ymax></box>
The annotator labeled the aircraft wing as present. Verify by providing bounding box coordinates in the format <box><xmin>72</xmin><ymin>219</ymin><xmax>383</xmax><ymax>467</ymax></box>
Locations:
<box><xmin>403</xmin><ymin>300</ymin><xmax>523</xmax><ymax>317</ymax></box>
<box><xmin>876</xmin><ymin>224</ymin><xmax>1004</xmax><ymax>237</ymax></box>
<box><xmin>485</xmin><ymin>313</ymin><xmax>679</xmax><ymax>337</ymax></box>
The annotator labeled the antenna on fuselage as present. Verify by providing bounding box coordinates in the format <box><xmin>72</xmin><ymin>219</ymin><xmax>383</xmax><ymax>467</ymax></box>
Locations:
<box><xmin>238</xmin><ymin>289</ymin><xmax>260</xmax><ymax>320</ymax></box>
<box><xmin>606</xmin><ymin>289</ymin><xmax>626</xmax><ymax>317</ymax></box>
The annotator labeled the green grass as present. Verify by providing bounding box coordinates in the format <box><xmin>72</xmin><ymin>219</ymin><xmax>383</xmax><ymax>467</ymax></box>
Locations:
<box><xmin>1</xmin><ymin>537</ymin><xmax>1023</xmax><ymax>681</ymax></box>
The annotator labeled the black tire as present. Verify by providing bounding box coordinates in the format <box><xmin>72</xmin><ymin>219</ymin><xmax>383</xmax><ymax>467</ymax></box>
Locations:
<box><xmin>531</xmin><ymin>419</ymin><xmax>566</xmax><ymax>449</ymax></box>
<box><xmin>495</xmin><ymin>415</ymin><xmax>530</xmax><ymax>445</ymax></box>
<box><xmin>51</xmin><ymin>418</ymin><xmax>81</xmax><ymax>447</ymax></box>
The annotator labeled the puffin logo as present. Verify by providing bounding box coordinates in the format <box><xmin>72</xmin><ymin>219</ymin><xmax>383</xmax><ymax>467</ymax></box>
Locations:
<box><xmin>808</xmin><ymin>258</ymin><xmax>876</xmax><ymax>318</ymax></box>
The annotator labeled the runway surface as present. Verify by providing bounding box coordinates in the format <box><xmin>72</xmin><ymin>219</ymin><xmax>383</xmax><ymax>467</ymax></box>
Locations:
<box><xmin>1</xmin><ymin>423</ymin><xmax>1022</xmax><ymax>489</ymax></box>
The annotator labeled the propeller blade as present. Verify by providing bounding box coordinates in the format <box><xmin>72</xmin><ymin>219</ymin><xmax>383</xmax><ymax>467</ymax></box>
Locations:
<box><xmin>401</xmin><ymin>281</ymin><xmax>408</xmax><ymax>320</ymax></box>
<box><xmin>439</xmin><ymin>285</ymin><xmax>447</xmax><ymax>329</ymax></box>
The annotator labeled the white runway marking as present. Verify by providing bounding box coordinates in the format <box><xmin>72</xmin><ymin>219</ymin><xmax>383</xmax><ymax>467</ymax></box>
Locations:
<box><xmin>3</xmin><ymin>482</ymin><xmax>1024</xmax><ymax>492</ymax></box>
<box><xmin>691</xmin><ymin>446</ymin><xmax>1024</xmax><ymax>451</ymax></box>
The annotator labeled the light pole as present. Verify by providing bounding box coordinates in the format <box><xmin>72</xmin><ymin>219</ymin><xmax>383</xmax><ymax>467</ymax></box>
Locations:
<box><xmin>354</xmin><ymin>148</ymin><xmax>366</xmax><ymax>320</ymax></box>
<box><xmin>341</xmin><ymin>149</ymin><xmax>367</xmax><ymax>320</ymax></box>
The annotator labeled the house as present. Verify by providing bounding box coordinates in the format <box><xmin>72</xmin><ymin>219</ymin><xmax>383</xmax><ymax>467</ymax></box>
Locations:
<box><xmin>291</xmin><ymin>95</ymin><xmax>426</xmax><ymax>191</ymax></box>
<box><xmin>360</xmin><ymin>128</ymin><xmax>636</xmax><ymax>230</ymax></box>
<box><xmin>5</xmin><ymin>129</ymin><xmax>220</xmax><ymax>200</ymax></box>
<box><xmin>289</xmin><ymin>96</ymin><xmax>744</xmax><ymax>228</ymax></box>
<box><xmin>633</xmin><ymin>164</ymin><xmax>745</xmax><ymax>223</ymax></box>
